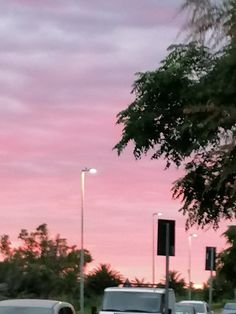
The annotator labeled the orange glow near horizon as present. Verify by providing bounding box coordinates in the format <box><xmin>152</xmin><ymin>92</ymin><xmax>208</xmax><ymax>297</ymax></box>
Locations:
<box><xmin>193</xmin><ymin>283</ymin><xmax>204</xmax><ymax>289</ymax></box>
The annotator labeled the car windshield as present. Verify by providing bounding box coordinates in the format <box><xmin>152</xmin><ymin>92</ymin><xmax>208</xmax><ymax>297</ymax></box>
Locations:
<box><xmin>180</xmin><ymin>303</ymin><xmax>204</xmax><ymax>313</ymax></box>
<box><xmin>224</xmin><ymin>304</ymin><xmax>236</xmax><ymax>310</ymax></box>
<box><xmin>0</xmin><ymin>307</ymin><xmax>53</xmax><ymax>314</ymax></box>
<box><xmin>102</xmin><ymin>291</ymin><xmax>162</xmax><ymax>313</ymax></box>
<box><xmin>175</xmin><ymin>305</ymin><xmax>194</xmax><ymax>314</ymax></box>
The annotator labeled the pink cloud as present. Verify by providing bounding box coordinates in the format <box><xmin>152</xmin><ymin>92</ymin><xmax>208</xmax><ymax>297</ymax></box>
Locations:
<box><xmin>0</xmin><ymin>0</ymin><xmax>231</xmax><ymax>287</ymax></box>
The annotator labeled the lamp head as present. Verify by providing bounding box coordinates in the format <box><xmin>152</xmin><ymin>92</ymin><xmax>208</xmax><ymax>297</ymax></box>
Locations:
<box><xmin>190</xmin><ymin>233</ymin><xmax>198</xmax><ymax>238</ymax></box>
<box><xmin>89</xmin><ymin>168</ymin><xmax>97</xmax><ymax>174</ymax></box>
<box><xmin>82</xmin><ymin>167</ymin><xmax>97</xmax><ymax>174</ymax></box>
<box><xmin>153</xmin><ymin>212</ymin><xmax>162</xmax><ymax>217</ymax></box>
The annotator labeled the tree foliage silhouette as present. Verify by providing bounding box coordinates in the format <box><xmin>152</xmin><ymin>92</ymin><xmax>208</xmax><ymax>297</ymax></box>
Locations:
<box><xmin>0</xmin><ymin>224</ymin><xmax>92</xmax><ymax>299</ymax></box>
<box><xmin>115</xmin><ymin>0</ymin><xmax>236</xmax><ymax>229</ymax></box>
<box><xmin>86</xmin><ymin>263</ymin><xmax>123</xmax><ymax>296</ymax></box>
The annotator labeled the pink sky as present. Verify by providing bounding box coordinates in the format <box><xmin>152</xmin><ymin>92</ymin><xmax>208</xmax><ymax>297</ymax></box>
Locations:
<box><xmin>0</xmin><ymin>0</ymin><xmax>233</xmax><ymax>287</ymax></box>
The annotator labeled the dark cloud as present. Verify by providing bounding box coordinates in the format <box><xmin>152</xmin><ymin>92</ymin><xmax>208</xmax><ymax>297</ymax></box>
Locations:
<box><xmin>0</xmin><ymin>20</ymin><xmax>179</xmax><ymax>111</ymax></box>
<box><xmin>0</xmin><ymin>0</ymin><xmax>181</xmax><ymax>115</ymax></box>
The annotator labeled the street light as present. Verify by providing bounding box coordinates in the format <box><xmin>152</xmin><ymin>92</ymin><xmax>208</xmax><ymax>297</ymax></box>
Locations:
<box><xmin>188</xmin><ymin>233</ymin><xmax>198</xmax><ymax>300</ymax></box>
<box><xmin>152</xmin><ymin>212</ymin><xmax>162</xmax><ymax>285</ymax></box>
<box><xmin>80</xmin><ymin>167</ymin><xmax>97</xmax><ymax>314</ymax></box>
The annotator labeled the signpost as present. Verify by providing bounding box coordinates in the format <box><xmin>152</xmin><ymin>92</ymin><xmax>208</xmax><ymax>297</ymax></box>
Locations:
<box><xmin>157</xmin><ymin>219</ymin><xmax>175</xmax><ymax>314</ymax></box>
<box><xmin>205</xmin><ymin>247</ymin><xmax>216</xmax><ymax>310</ymax></box>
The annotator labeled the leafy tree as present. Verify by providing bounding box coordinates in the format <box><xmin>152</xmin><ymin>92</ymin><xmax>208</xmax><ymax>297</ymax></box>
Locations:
<box><xmin>0</xmin><ymin>224</ymin><xmax>92</xmax><ymax>299</ymax></box>
<box><xmin>114</xmin><ymin>0</ymin><xmax>236</xmax><ymax>229</ymax></box>
<box><xmin>217</xmin><ymin>225</ymin><xmax>236</xmax><ymax>298</ymax></box>
<box><xmin>200</xmin><ymin>228</ymin><xmax>236</xmax><ymax>302</ymax></box>
<box><xmin>202</xmin><ymin>274</ymin><xmax>234</xmax><ymax>302</ymax></box>
<box><xmin>86</xmin><ymin>263</ymin><xmax>123</xmax><ymax>296</ymax></box>
<box><xmin>181</xmin><ymin>0</ymin><xmax>236</xmax><ymax>46</ymax></box>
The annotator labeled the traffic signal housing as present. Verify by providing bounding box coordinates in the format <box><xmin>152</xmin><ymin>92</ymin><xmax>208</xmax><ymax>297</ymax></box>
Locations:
<box><xmin>205</xmin><ymin>246</ymin><xmax>216</xmax><ymax>271</ymax></box>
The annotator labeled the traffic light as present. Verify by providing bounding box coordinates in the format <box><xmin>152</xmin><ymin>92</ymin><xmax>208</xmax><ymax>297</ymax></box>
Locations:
<box><xmin>157</xmin><ymin>219</ymin><xmax>175</xmax><ymax>256</ymax></box>
<box><xmin>205</xmin><ymin>247</ymin><xmax>216</xmax><ymax>271</ymax></box>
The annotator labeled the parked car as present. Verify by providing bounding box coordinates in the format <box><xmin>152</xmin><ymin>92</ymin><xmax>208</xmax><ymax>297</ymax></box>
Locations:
<box><xmin>100</xmin><ymin>286</ymin><xmax>176</xmax><ymax>314</ymax></box>
<box><xmin>0</xmin><ymin>299</ymin><xmax>76</xmax><ymax>314</ymax></box>
<box><xmin>222</xmin><ymin>303</ymin><xmax>236</xmax><ymax>314</ymax></box>
<box><xmin>175</xmin><ymin>303</ymin><xmax>196</xmax><ymax>314</ymax></box>
<box><xmin>178</xmin><ymin>301</ymin><xmax>210</xmax><ymax>314</ymax></box>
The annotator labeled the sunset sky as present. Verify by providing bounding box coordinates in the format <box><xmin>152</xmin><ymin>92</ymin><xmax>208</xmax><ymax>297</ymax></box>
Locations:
<box><xmin>0</xmin><ymin>0</ymin><xmax>233</xmax><ymax>287</ymax></box>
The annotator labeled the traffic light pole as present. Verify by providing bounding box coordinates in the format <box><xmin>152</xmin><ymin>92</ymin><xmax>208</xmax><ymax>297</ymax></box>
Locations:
<box><xmin>165</xmin><ymin>223</ymin><xmax>170</xmax><ymax>314</ymax></box>
<box><xmin>157</xmin><ymin>219</ymin><xmax>175</xmax><ymax>314</ymax></box>
<box><xmin>209</xmin><ymin>248</ymin><xmax>214</xmax><ymax>310</ymax></box>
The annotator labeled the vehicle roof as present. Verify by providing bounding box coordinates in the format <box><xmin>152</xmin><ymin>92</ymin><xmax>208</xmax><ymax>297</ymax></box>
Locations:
<box><xmin>176</xmin><ymin>304</ymin><xmax>195</xmax><ymax>308</ymax></box>
<box><xmin>104</xmin><ymin>287</ymin><xmax>170</xmax><ymax>293</ymax></box>
<box><xmin>0</xmin><ymin>299</ymin><xmax>71</xmax><ymax>308</ymax></box>
<box><xmin>179</xmin><ymin>301</ymin><xmax>207</xmax><ymax>304</ymax></box>
<box><xmin>224</xmin><ymin>303</ymin><xmax>236</xmax><ymax>309</ymax></box>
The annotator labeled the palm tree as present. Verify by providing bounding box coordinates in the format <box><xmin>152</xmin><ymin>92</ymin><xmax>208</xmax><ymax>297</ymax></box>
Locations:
<box><xmin>86</xmin><ymin>264</ymin><xmax>123</xmax><ymax>296</ymax></box>
<box><xmin>131</xmin><ymin>277</ymin><xmax>150</xmax><ymax>287</ymax></box>
<box><xmin>169</xmin><ymin>270</ymin><xmax>186</xmax><ymax>296</ymax></box>
<box><xmin>158</xmin><ymin>271</ymin><xmax>186</xmax><ymax>296</ymax></box>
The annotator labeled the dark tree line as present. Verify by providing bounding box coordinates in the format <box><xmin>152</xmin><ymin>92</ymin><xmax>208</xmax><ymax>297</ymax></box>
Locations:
<box><xmin>0</xmin><ymin>224</ymin><xmax>91</xmax><ymax>302</ymax></box>
<box><xmin>0</xmin><ymin>224</ymin><xmax>236</xmax><ymax>306</ymax></box>
<box><xmin>0</xmin><ymin>224</ymin><xmax>188</xmax><ymax>305</ymax></box>
<box><xmin>0</xmin><ymin>224</ymin><xmax>123</xmax><ymax>308</ymax></box>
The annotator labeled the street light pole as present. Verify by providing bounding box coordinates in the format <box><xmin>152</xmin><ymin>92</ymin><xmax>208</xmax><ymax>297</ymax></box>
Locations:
<box><xmin>80</xmin><ymin>167</ymin><xmax>97</xmax><ymax>314</ymax></box>
<box><xmin>188</xmin><ymin>233</ymin><xmax>197</xmax><ymax>300</ymax></box>
<box><xmin>152</xmin><ymin>212</ymin><xmax>162</xmax><ymax>285</ymax></box>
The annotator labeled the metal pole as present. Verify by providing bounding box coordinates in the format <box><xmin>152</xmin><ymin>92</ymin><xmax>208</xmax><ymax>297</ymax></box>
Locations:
<box><xmin>80</xmin><ymin>171</ymin><xmax>85</xmax><ymax>314</ymax></box>
<box><xmin>209</xmin><ymin>248</ymin><xmax>214</xmax><ymax>310</ymax></box>
<box><xmin>79</xmin><ymin>167</ymin><xmax>96</xmax><ymax>314</ymax></box>
<box><xmin>152</xmin><ymin>213</ymin><xmax>157</xmax><ymax>285</ymax></box>
<box><xmin>188</xmin><ymin>236</ymin><xmax>192</xmax><ymax>300</ymax></box>
<box><xmin>165</xmin><ymin>223</ymin><xmax>170</xmax><ymax>314</ymax></box>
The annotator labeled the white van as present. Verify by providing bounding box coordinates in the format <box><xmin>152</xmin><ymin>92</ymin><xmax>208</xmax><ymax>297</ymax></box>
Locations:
<box><xmin>100</xmin><ymin>287</ymin><xmax>176</xmax><ymax>314</ymax></box>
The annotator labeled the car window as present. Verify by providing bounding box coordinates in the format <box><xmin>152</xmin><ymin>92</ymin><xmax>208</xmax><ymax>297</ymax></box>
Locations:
<box><xmin>175</xmin><ymin>305</ymin><xmax>194</xmax><ymax>314</ymax></box>
<box><xmin>0</xmin><ymin>307</ymin><xmax>52</xmax><ymax>314</ymax></box>
<box><xmin>102</xmin><ymin>291</ymin><xmax>162</xmax><ymax>312</ymax></box>
<box><xmin>224</xmin><ymin>304</ymin><xmax>236</xmax><ymax>310</ymax></box>
<box><xmin>59</xmin><ymin>307</ymin><xmax>74</xmax><ymax>314</ymax></box>
<box><xmin>193</xmin><ymin>304</ymin><xmax>204</xmax><ymax>312</ymax></box>
<box><xmin>180</xmin><ymin>303</ymin><xmax>205</xmax><ymax>313</ymax></box>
